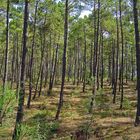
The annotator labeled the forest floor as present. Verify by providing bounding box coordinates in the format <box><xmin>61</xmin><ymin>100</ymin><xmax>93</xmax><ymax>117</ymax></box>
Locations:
<box><xmin>0</xmin><ymin>81</ymin><xmax>140</xmax><ymax>140</ymax></box>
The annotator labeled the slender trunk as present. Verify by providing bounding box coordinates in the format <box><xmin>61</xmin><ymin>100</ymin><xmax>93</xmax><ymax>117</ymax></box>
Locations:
<box><xmin>101</xmin><ymin>32</ymin><xmax>104</xmax><ymax>89</ymax></box>
<box><xmin>131</xmin><ymin>47</ymin><xmax>134</xmax><ymax>81</ymax></box>
<box><xmin>73</xmin><ymin>40</ymin><xmax>77</xmax><ymax>85</ymax></box>
<box><xmin>119</xmin><ymin>0</ymin><xmax>124</xmax><ymax>109</ymax></box>
<box><xmin>77</xmin><ymin>38</ymin><xmax>80</xmax><ymax>86</ymax></box>
<box><xmin>3</xmin><ymin>0</ymin><xmax>10</xmax><ymax>92</ymax></box>
<box><xmin>108</xmin><ymin>54</ymin><xmax>111</xmax><ymax>85</ymax></box>
<box><xmin>83</xmin><ymin>26</ymin><xmax>87</xmax><ymax>92</ymax></box>
<box><xmin>90</xmin><ymin>41</ymin><xmax>93</xmax><ymax>78</ymax></box>
<box><xmin>0</xmin><ymin>0</ymin><xmax>10</xmax><ymax>124</ymax></box>
<box><xmin>0</xmin><ymin>50</ymin><xmax>4</xmax><ymax>78</ymax></box>
<box><xmin>96</xmin><ymin>37</ymin><xmax>101</xmax><ymax>90</ymax></box>
<box><xmin>11</xmin><ymin>36</ymin><xmax>16</xmax><ymax>89</ymax></box>
<box><xmin>125</xmin><ymin>42</ymin><xmax>128</xmax><ymax>84</ymax></box>
<box><xmin>38</xmin><ymin>65</ymin><xmax>44</xmax><ymax>97</ymax></box>
<box><xmin>113</xmin><ymin>5</ymin><xmax>119</xmax><ymax>103</ymax></box>
<box><xmin>27</xmin><ymin>0</ymin><xmax>39</xmax><ymax>108</ymax></box>
<box><xmin>48</xmin><ymin>45</ymin><xmax>59</xmax><ymax>95</ymax></box>
<box><xmin>32</xmin><ymin>30</ymin><xmax>45</xmax><ymax>100</ymax></box>
<box><xmin>12</xmin><ymin>0</ymin><xmax>28</xmax><ymax>139</ymax></box>
<box><xmin>89</xmin><ymin>0</ymin><xmax>100</xmax><ymax>113</ymax></box>
<box><xmin>55</xmin><ymin>0</ymin><xmax>68</xmax><ymax>120</ymax></box>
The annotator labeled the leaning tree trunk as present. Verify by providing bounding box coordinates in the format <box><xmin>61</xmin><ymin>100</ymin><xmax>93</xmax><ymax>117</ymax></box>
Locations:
<box><xmin>133</xmin><ymin>0</ymin><xmax>140</xmax><ymax>126</ymax></box>
<box><xmin>55</xmin><ymin>0</ymin><xmax>68</xmax><ymax>120</ymax></box>
<box><xmin>12</xmin><ymin>0</ymin><xmax>29</xmax><ymax>139</ymax></box>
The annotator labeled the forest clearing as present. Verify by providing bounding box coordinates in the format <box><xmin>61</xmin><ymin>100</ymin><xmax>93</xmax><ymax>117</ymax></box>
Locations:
<box><xmin>0</xmin><ymin>0</ymin><xmax>140</xmax><ymax>140</ymax></box>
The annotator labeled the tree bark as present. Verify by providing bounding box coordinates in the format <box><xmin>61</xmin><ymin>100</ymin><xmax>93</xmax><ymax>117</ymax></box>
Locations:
<box><xmin>27</xmin><ymin>0</ymin><xmax>39</xmax><ymax>108</ymax></box>
<box><xmin>83</xmin><ymin>26</ymin><xmax>87</xmax><ymax>92</ymax></box>
<box><xmin>133</xmin><ymin>0</ymin><xmax>140</xmax><ymax>126</ymax></box>
<box><xmin>119</xmin><ymin>0</ymin><xmax>124</xmax><ymax>109</ymax></box>
<box><xmin>113</xmin><ymin>5</ymin><xmax>119</xmax><ymax>103</ymax></box>
<box><xmin>12</xmin><ymin>0</ymin><xmax>29</xmax><ymax>139</ymax></box>
<box><xmin>89</xmin><ymin>0</ymin><xmax>100</xmax><ymax>113</ymax></box>
<box><xmin>55</xmin><ymin>0</ymin><xmax>68</xmax><ymax>120</ymax></box>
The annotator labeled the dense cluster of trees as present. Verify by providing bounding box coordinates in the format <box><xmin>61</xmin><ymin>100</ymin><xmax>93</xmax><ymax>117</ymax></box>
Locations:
<box><xmin>0</xmin><ymin>0</ymin><xmax>139</xmax><ymax>139</ymax></box>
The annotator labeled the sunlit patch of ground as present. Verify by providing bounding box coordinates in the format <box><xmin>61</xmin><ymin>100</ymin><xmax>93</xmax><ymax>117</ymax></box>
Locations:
<box><xmin>0</xmin><ymin>81</ymin><xmax>140</xmax><ymax>139</ymax></box>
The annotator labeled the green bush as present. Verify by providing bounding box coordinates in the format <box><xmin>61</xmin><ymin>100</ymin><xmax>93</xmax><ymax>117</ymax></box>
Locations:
<box><xmin>0</xmin><ymin>85</ymin><xmax>16</xmax><ymax>124</ymax></box>
<box><xmin>28</xmin><ymin>111</ymin><xmax>59</xmax><ymax>140</ymax></box>
<box><xmin>31</xmin><ymin>121</ymin><xmax>59</xmax><ymax>140</ymax></box>
<box><xmin>123</xmin><ymin>98</ymin><xmax>132</xmax><ymax>110</ymax></box>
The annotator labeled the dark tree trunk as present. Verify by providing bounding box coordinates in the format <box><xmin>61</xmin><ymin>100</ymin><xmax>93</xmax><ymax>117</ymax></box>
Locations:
<box><xmin>113</xmin><ymin>5</ymin><xmax>119</xmax><ymax>103</ymax></box>
<box><xmin>133</xmin><ymin>0</ymin><xmax>140</xmax><ymax>126</ymax></box>
<box><xmin>90</xmin><ymin>41</ymin><xmax>93</xmax><ymax>78</ymax></box>
<box><xmin>131</xmin><ymin>47</ymin><xmax>134</xmax><ymax>81</ymax></box>
<box><xmin>0</xmin><ymin>0</ymin><xmax>10</xmax><ymax>124</ymax></box>
<box><xmin>89</xmin><ymin>0</ymin><xmax>100</xmax><ymax>113</ymax></box>
<box><xmin>77</xmin><ymin>38</ymin><xmax>80</xmax><ymax>86</ymax></box>
<box><xmin>100</xmin><ymin>32</ymin><xmax>104</xmax><ymax>89</ymax></box>
<box><xmin>96</xmin><ymin>36</ymin><xmax>101</xmax><ymax>90</ymax></box>
<box><xmin>12</xmin><ymin>0</ymin><xmax>29</xmax><ymax>139</ymax></box>
<box><xmin>83</xmin><ymin>26</ymin><xmax>87</xmax><ymax>92</ymax></box>
<box><xmin>108</xmin><ymin>52</ymin><xmax>112</xmax><ymax>85</ymax></box>
<box><xmin>73</xmin><ymin>39</ymin><xmax>77</xmax><ymax>85</ymax></box>
<box><xmin>125</xmin><ymin>42</ymin><xmax>128</xmax><ymax>84</ymax></box>
<box><xmin>15</xmin><ymin>33</ymin><xmax>21</xmax><ymax>99</ymax></box>
<box><xmin>38</xmin><ymin>65</ymin><xmax>44</xmax><ymax>97</ymax></box>
<box><xmin>55</xmin><ymin>0</ymin><xmax>68</xmax><ymax>120</ymax></box>
<box><xmin>3</xmin><ymin>0</ymin><xmax>10</xmax><ymax>92</ymax></box>
<box><xmin>111</xmin><ymin>40</ymin><xmax>115</xmax><ymax>90</ymax></box>
<box><xmin>119</xmin><ymin>0</ymin><xmax>124</xmax><ymax>109</ymax></box>
<box><xmin>47</xmin><ymin>44</ymin><xmax>59</xmax><ymax>95</ymax></box>
<box><xmin>27</xmin><ymin>0</ymin><xmax>39</xmax><ymax>108</ymax></box>
<box><xmin>32</xmin><ymin>29</ymin><xmax>45</xmax><ymax>100</ymax></box>
<box><xmin>11</xmin><ymin>36</ymin><xmax>16</xmax><ymax>89</ymax></box>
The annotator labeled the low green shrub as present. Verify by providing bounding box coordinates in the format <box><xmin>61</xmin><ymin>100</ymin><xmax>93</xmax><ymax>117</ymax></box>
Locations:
<box><xmin>0</xmin><ymin>85</ymin><xmax>16</xmax><ymax>125</ymax></box>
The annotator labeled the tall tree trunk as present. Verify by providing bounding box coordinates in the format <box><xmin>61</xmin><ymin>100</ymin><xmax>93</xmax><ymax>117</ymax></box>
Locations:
<box><xmin>125</xmin><ymin>42</ymin><xmax>128</xmax><ymax>84</ymax></box>
<box><xmin>90</xmin><ymin>40</ymin><xmax>93</xmax><ymax>78</ymax></box>
<box><xmin>15</xmin><ymin>33</ymin><xmax>21</xmax><ymax>99</ymax></box>
<box><xmin>77</xmin><ymin>38</ymin><xmax>80</xmax><ymax>86</ymax></box>
<box><xmin>131</xmin><ymin>47</ymin><xmax>134</xmax><ymax>81</ymax></box>
<box><xmin>89</xmin><ymin>0</ymin><xmax>100</xmax><ymax>113</ymax></box>
<box><xmin>32</xmin><ymin>29</ymin><xmax>45</xmax><ymax>100</ymax></box>
<box><xmin>133</xmin><ymin>0</ymin><xmax>140</xmax><ymax>126</ymax></box>
<box><xmin>3</xmin><ymin>0</ymin><xmax>10</xmax><ymax>92</ymax></box>
<box><xmin>12</xmin><ymin>0</ymin><xmax>29</xmax><ymax>139</ymax></box>
<box><xmin>111</xmin><ymin>40</ymin><xmax>115</xmax><ymax>90</ymax></box>
<box><xmin>55</xmin><ymin>0</ymin><xmax>68</xmax><ymax>120</ymax></box>
<box><xmin>11</xmin><ymin>36</ymin><xmax>16</xmax><ymax>89</ymax></box>
<box><xmin>113</xmin><ymin>5</ymin><xmax>119</xmax><ymax>103</ymax></box>
<box><xmin>73</xmin><ymin>39</ymin><xmax>77</xmax><ymax>85</ymax></box>
<box><xmin>119</xmin><ymin>0</ymin><xmax>124</xmax><ymax>109</ymax></box>
<box><xmin>27</xmin><ymin>0</ymin><xmax>39</xmax><ymax>108</ymax></box>
<box><xmin>0</xmin><ymin>0</ymin><xmax>10</xmax><ymax>124</ymax></box>
<box><xmin>47</xmin><ymin>44</ymin><xmax>59</xmax><ymax>95</ymax></box>
<box><xmin>100</xmin><ymin>31</ymin><xmax>104</xmax><ymax>89</ymax></box>
<box><xmin>83</xmin><ymin>26</ymin><xmax>87</xmax><ymax>92</ymax></box>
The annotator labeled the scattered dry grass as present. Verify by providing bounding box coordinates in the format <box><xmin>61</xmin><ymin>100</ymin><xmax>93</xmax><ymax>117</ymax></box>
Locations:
<box><xmin>0</xmin><ymin>81</ymin><xmax>139</xmax><ymax>140</ymax></box>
